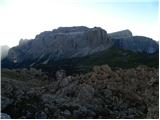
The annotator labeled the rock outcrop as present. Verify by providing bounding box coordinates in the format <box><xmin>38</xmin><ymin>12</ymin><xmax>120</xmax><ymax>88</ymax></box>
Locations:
<box><xmin>112</xmin><ymin>36</ymin><xmax>159</xmax><ymax>54</ymax></box>
<box><xmin>1</xmin><ymin>96</ymin><xmax>13</xmax><ymax>111</ymax></box>
<box><xmin>108</xmin><ymin>30</ymin><xmax>158</xmax><ymax>54</ymax></box>
<box><xmin>108</xmin><ymin>29</ymin><xmax>133</xmax><ymax>39</ymax></box>
<box><xmin>1</xmin><ymin>113</ymin><xmax>11</xmax><ymax>119</ymax></box>
<box><xmin>6</xmin><ymin>26</ymin><xmax>112</xmax><ymax>64</ymax></box>
<box><xmin>2</xmin><ymin>26</ymin><xmax>159</xmax><ymax>68</ymax></box>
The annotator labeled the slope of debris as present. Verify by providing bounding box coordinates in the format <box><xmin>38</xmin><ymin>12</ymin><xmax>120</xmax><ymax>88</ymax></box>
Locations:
<box><xmin>1</xmin><ymin>65</ymin><xmax>159</xmax><ymax>119</ymax></box>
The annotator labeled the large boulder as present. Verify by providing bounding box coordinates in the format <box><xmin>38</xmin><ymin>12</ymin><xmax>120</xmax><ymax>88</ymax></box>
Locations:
<box><xmin>1</xmin><ymin>113</ymin><xmax>11</xmax><ymax>119</ymax></box>
<box><xmin>56</xmin><ymin>70</ymin><xmax>66</xmax><ymax>81</ymax></box>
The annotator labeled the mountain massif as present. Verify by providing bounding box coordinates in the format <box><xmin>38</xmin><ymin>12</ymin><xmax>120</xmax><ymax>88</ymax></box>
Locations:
<box><xmin>1</xmin><ymin>26</ymin><xmax>158</xmax><ymax>69</ymax></box>
<box><xmin>4</xmin><ymin>27</ymin><xmax>112</xmax><ymax>64</ymax></box>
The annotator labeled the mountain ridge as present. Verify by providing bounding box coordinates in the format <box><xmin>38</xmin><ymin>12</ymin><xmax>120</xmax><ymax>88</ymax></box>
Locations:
<box><xmin>1</xmin><ymin>26</ymin><xmax>159</xmax><ymax>69</ymax></box>
<box><xmin>6</xmin><ymin>26</ymin><xmax>112</xmax><ymax>64</ymax></box>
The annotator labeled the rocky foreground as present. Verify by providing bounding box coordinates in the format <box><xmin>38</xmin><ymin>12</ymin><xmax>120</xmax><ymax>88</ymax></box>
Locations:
<box><xmin>1</xmin><ymin>65</ymin><xmax>159</xmax><ymax>119</ymax></box>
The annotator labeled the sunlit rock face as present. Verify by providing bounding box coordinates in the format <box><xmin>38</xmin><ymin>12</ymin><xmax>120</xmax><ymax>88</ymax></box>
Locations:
<box><xmin>108</xmin><ymin>29</ymin><xmax>133</xmax><ymax>39</ymax></box>
<box><xmin>6</xmin><ymin>26</ymin><xmax>112</xmax><ymax>64</ymax></box>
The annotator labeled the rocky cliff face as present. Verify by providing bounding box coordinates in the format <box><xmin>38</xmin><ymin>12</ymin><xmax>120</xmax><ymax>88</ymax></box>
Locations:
<box><xmin>108</xmin><ymin>30</ymin><xmax>158</xmax><ymax>54</ymax></box>
<box><xmin>108</xmin><ymin>29</ymin><xmax>133</xmax><ymax>39</ymax></box>
<box><xmin>6</xmin><ymin>26</ymin><xmax>112</xmax><ymax>64</ymax></box>
<box><xmin>3</xmin><ymin>26</ymin><xmax>159</xmax><ymax>67</ymax></box>
<box><xmin>112</xmin><ymin>36</ymin><xmax>159</xmax><ymax>54</ymax></box>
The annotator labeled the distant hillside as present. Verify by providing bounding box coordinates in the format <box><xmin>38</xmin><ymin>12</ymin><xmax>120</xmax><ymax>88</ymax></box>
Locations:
<box><xmin>1</xmin><ymin>45</ymin><xmax>10</xmax><ymax>60</ymax></box>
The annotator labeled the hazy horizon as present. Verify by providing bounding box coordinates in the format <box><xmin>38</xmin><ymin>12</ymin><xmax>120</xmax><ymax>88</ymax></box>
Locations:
<box><xmin>0</xmin><ymin>0</ymin><xmax>159</xmax><ymax>47</ymax></box>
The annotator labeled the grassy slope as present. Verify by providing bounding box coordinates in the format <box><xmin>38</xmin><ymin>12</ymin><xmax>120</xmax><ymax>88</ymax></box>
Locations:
<box><xmin>77</xmin><ymin>47</ymin><xmax>159</xmax><ymax>68</ymax></box>
<box><xmin>35</xmin><ymin>47</ymin><xmax>158</xmax><ymax>75</ymax></box>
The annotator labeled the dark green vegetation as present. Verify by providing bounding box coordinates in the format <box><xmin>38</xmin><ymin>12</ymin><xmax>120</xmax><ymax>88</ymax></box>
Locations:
<box><xmin>1</xmin><ymin>68</ymin><xmax>49</xmax><ymax>87</ymax></box>
<box><xmin>34</xmin><ymin>47</ymin><xmax>159</xmax><ymax>75</ymax></box>
<box><xmin>1</xmin><ymin>47</ymin><xmax>158</xmax><ymax>77</ymax></box>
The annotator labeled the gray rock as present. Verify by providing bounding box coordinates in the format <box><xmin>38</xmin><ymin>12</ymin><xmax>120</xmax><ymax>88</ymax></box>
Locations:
<box><xmin>79</xmin><ymin>106</ymin><xmax>88</xmax><ymax>113</ymax></box>
<box><xmin>73</xmin><ymin>110</ymin><xmax>80</xmax><ymax>118</ymax></box>
<box><xmin>26</xmin><ymin>111</ymin><xmax>32</xmax><ymax>118</ymax></box>
<box><xmin>1</xmin><ymin>96</ymin><xmax>13</xmax><ymax>110</ymax></box>
<box><xmin>113</xmin><ymin>36</ymin><xmax>159</xmax><ymax>54</ymax></box>
<box><xmin>104</xmin><ymin>89</ymin><xmax>112</xmax><ymax>98</ymax></box>
<box><xmin>56</xmin><ymin>70</ymin><xmax>66</xmax><ymax>81</ymax></box>
<box><xmin>72</xmin><ymin>107</ymin><xmax>88</xmax><ymax>118</ymax></box>
<box><xmin>19</xmin><ymin>116</ymin><xmax>27</xmax><ymax>119</ymax></box>
<box><xmin>108</xmin><ymin>29</ymin><xmax>132</xmax><ymax>39</ymax></box>
<box><xmin>35</xmin><ymin>111</ymin><xmax>47</xmax><ymax>119</ymax></box>
<box><xmin>3</xmin><ymin>27</ymin><xmax>158</xmax><ymax>66</ymax></box>
<box><xmin>60</xmin><ymin>76</ymin><xmax>72</xmax><ymax>87</ymax></box>
<box><xmin>54</xmin><ymin>97</ymin><xmax>66</xmax><ymax>105</ymax></box>
<box><xmin>19</xmin><ymin>39</ymin><xmax>31</xmax><ymax>46</ymax></box>
<box><xmin>41</xmin><ymin>94</ymin><xmax>66</xmax><ymax>105</ymax></box>
<box><xmin>63</xmin><ymin>110</ymin><xmax>71</xmax><ymax>118</ymax></box>
<box><xmin>6</xmin><ymin>26</ymin><xmax>112</xmax><ymax>64</ymax></box>
<box><xmin>1</xmin><ymin>113</ymin><xmax>11</xmax><ymax>119</ymax></box>
<box><xmin>41</xmin><ymin>94</ymin><xmax>56</xmax><ymax>104</ymax></box>
<box><xmin>77</xmin><ymin>84</ymin><xmax>94</xmax><ymax>103</ymax></box>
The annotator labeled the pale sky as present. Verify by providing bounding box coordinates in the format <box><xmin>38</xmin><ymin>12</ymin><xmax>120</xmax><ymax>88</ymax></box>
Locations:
<box><xmin>0</xmin><ymin>0</ymin><xmax>159</xmax><ymax>47</ymax></box>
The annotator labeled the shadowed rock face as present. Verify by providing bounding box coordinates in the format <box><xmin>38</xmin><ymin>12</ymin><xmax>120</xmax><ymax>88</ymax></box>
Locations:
<box><xmin>113</xmin><ymin>36</ymin><xmax>159</xmax><ymax>54</ymax></box>
<box><xmin>108</xmin><ymin>30</ymin><xmax>158</xmax><ymax>54</ymax></box>
<box><xmin>6</xmin><ymin>26</ymin><xmax>112</xmax><ymax>64</ymax></box>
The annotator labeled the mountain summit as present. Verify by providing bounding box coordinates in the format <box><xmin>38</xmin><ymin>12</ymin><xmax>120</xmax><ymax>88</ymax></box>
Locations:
<box><xmin>108</xmin><ymin>29</ymin><xmax>132</xmax><ymax>39</ymax></box>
